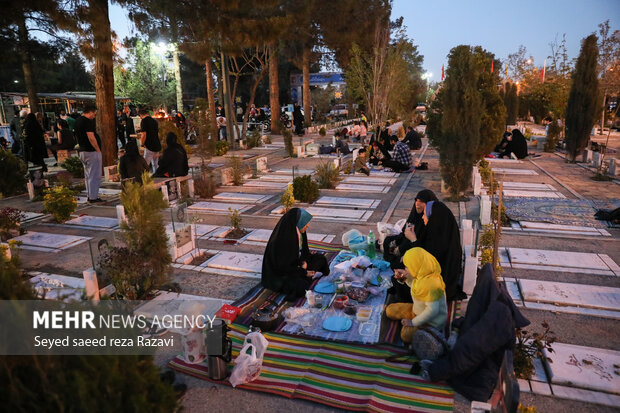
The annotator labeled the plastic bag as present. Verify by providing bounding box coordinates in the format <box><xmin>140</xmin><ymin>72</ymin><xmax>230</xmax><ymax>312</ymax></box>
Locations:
<box><xmin>342</xmin><ymin>229</ymin><xmax>363</xmax><ymax>246</ymax></box>
<box><xmin>229</xmin><ymin>343</ymin><xmax>262</xmax><ymax>387</ymax></box>
<box><xmin>243</xmin><ymin>330</ymin><xmax>269</xmax><ymax>360</ymax></box>
<box><xmin>376</xmin><ymin>221</ymin><xmax>401</xmax><ymax>245</ymax></box>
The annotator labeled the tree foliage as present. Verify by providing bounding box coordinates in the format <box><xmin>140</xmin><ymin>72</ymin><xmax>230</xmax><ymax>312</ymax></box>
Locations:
<box><xmin>565</xmin><ymin>34</ymin><xmax>600</xmax><ymax>161</ymax></box>
<box><xmin>427</xmin><ymin>45</ymin><xmax>504</xmax><ymax>199</ymax></box>
<box><xmin>114</xmin><ymin>39</ymin><xmax>176</xmax><ymax>109</ymax></box>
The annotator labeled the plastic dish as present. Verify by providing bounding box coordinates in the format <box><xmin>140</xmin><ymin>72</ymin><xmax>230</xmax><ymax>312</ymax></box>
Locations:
<box><xmin>359</xmin><ymin>322</ymin><xmax>376</xmax><ymax>336</ymax></box>
<box><xmin>333</xmin><ymin>295</ymin><xmax>349</xmax><ymax>310</ymax></box>
<box><xmin>314</xmin><ymin>282</ymin><xmax>335</xmax><ymax>294</ymax></box>
<box><xmin>323</xmin><ymin>316</ymin><xmax>353</xmax><ymax>332</ymax></box>
<box><xmin>356</xmin><ymin>306</ymin><xmax>372</xmax><ymax>322</ymax></box>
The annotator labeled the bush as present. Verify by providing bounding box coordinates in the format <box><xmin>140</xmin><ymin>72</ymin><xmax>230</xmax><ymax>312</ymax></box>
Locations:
<box><xmin>0</xmin><ymin>207</ymin><xmax>24</xmax><ymax>241</ymax></box>
<box><xmin>194</xmin><ymin>173</ymin><xmax>217</xmax><ymax>198</ymax></box>
<box><xmin>544</xmin><ymin>119</ymin><xmax>561</xmax><ymax>152</ymax></box>
<box><xmin>228</xmin><ymin>207</ymin><xmax>242</xmax><ymax>231</ymax></box>
<box><xmin>54</xmin><ymin>171</ymin><xmax>74</xmax><ymax>189</ymax></box>
<box><xmin>246</xmin><ymin>129</ymin><xmax>262</xmax><ymax>148</ymax></box>
<box><xmin>315</xmin><ymin>160</ymin><xmax>340</xmax><ymax>189</ymax></box>
<box><xmin>293</xmin><ymin>175</ymin><xmax>319</xmax><ymax>203</ymax></box>
<box><xmin>215</xmin><ymin>140</ymin><xmax>229</xmax><ymax>156</ymax></box>
<box><xmin>227</xmin><ymin>156</ymin><xmax>244</xmax><ymax>186</ymax></box>
<box><xmin>43</xmin><ymin>186</ymin><xmax>77</xmax><ymax>223</ymax></box>
<box><xmin>280</xmin><ymin>183</ymin><xmax>295</xmax><ymax>211</ymax></box>
<box><xmin>282</xmin><ymin>128</ymin><xmax>294</xmax><ymax>157</ymax></box>
<box><xmin>61</xmin><ymin>156</ymin><xmax>85</xmax><ymax>178</ymax></box>
<box><xmin>319</xmin><ymin>127</ymin><xmax>326</xmax><ymax>136</ymax></box>
<box><xmin>514</xmin><ymin>322</ymin><xmax>556</xmax><ymax>379</ymax></box>
<box><xmin>116</xmin><ymin>173</ymin><xmax>171</xmax><ymax>299</ymax></box>
<box><xmin>0</xmin><ymin>151</ymin><xmax>27</xmax><ymax>196</ymax></box>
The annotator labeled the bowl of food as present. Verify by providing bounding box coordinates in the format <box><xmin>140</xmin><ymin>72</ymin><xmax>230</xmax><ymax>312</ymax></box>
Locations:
<box><xmin>333</xmin><ymin>295</ymin><xmax>349</xmax><ymax>310</ymax></box>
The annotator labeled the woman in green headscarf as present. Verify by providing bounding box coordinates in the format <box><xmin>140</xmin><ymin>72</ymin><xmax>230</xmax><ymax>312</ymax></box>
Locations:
<box><xmin>385</xmin><ymin>247</ymin><xmax>448</xmax><ymax>343</ymax></box>
<box><xmin>261</xmin><ymin>208</ymin><xmax>330</xmax><ymax>300</ymax></box>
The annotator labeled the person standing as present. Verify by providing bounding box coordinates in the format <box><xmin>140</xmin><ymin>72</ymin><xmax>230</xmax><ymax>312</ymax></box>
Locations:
<box><xmin>138</xmin><ymin>108</ymin><xmax>161</xmax><ymax>173</ymax></box>
<box><xmin>22</xmin><ymin>113</ymin><xmax>48</xmax><ymax>171</ymax></box>
<box><xmin>116</xmin><ymin>109</ymin><xmax>127</xmax><ymax>149</ymax></box>
<box><xmin>49</xmin><ymin>119</ymin><xmax>76</xmax><ymax>162</ymax></box>
<box><xmin>75</xmin><ymin>105</ymin><xmax>102</xmax><ymax>203</ymax></box>
<box><xmin>123</xmin><ymin>105</ymin><xmax>135</xmax><ymax>143</ymax></box>
<box><xmin>10</xmin><ymin>109</ymin><xmax>27</xmax><ymax>156</ymax></box>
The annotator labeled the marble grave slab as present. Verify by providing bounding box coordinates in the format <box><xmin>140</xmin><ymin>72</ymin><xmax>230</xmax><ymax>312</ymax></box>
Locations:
<box><xmin>517</xmin><ymin>221</ymin><xmax>611</xmax><ymax>236</ymax></box>
<box><xmin>503</xmin><ymin>247</ymin><xmax>620</xmax><ymax>276</ymax></box>
<box><xmin>20</xmin><ymin>211</ymin><xmax>44</xmax><ymax>223</ymax></box>
<box><xmin>335</xmin><ymin>183</ymin><xmax>390</xmax><ymax>193</ymax></box>
<box><xmin>258</xmin><ymin>175</ymin><xmax>294</xmax><ymax>182</ymax></box>
<box><xmin>315</xmin><ymin>196</ymin><xmax>381</xmax><ymax>209</ymax></box>
<box><xmin>502</xmin><ymin>182</ymin><xmax>557</xmax><ymax>191</ymax></box>
<box><xmin>245</xmin><ymin>228</ymin><xmax>333</xmax><ymax>243</ymax></box>
<box><xmin>342</xmin><ymin>176</ymin><xmax>396</xmax><ymax>185</ymax></box>
<box><xmin>213</xmin><ymin>193</ymin><xmax>272</xmax><ymax>203</ymax></box>
<box><xmin>188</xmin><ymin>202</ymin><xmax>252</xmax><ymax>214</ymax></box>
<box><xmin>518</xmin><ymin>279</ymin><xmax>620</xmax><ymax>311</ymax></box>
<box><xmin>503</xmin><ymin>190</ymin><xmax>565</xmax><ymax>198</ymax></box>
<box><xmin>273</xmin><ymin>169</ymin><xmax>315</xmax><ymax>175</ymax></box>
<box><xmin>29</xmin><ymin>272</ymin><xmax>85</xmax><ymax>301</ymax></box>
<box><xmin>487</xmin><ymin>158</ymin><xmax>523</xmax><ymax>163</ymax></box>
<box><xmin>242</xmin><ymin>180</ymin><xmax>288</xmax><ymax>189</ymax></box>
<box><xmin>271</xmin><ymin>206</ymin><xmax>374</xmax><ymax>221</ymax></box>
<box><xmin>545</xmin><ymin>342</ymin><xmax>620</xmax><ymax>395</ymax></box>
<box><xmin>492</xmin><ymin>168</ymin><xmax>538</xmax><ymax>175</ymax></box>
<box><xmin>14</xmin><ymin>232</ymin><xmax>91</xmax><ymax>251</ymax></box>
<box><xmin>203</xmin><ymin>251</ymin><xmax>263</xmax><ymax>273</ymax></box>
<box><xmin>66</xmin><ymin>215</ymin><xmax>119</xmax><ymax>229</ymax></box>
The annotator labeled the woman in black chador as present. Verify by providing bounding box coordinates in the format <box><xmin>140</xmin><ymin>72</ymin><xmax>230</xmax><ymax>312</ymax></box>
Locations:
<box><xmin>23</xmin><ymin>113</ymin><xmax>48</xmax><ymax>171</ymax></box>
<box><xmin>261</xmin><ymin>208</ymin><xmax>330</xmax><ymax>300</ymax></box>
<box><xmin>500</xmin><ymin>129</ymin><xmax>528</xmax><ymax>159</ymax></box>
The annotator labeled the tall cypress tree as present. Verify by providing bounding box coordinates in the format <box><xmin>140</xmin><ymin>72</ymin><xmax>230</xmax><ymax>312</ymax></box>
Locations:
<box><xmin>565</xmin><ymin>34</ymin><xmax>599</xmax><ymax>161</ymax></box>
<box><xmin>427</xmin><ymin>45</ymin><xmax>482</xmax><ymax>199</ymax></box>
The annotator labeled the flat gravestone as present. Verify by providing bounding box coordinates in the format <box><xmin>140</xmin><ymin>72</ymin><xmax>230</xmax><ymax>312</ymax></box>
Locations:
<box><xmin>545</xmin><ymin>342</ymin><xmax>620</xmax><ymax>395</ymax></box>
<box><xmin>342</xmin><ymin>176</ymin><xmax>396</xmax><ymax>185</ymax></box>
<box><xmin>518</xmin><ymin>221</ymin><xmax>611</xmax><ymax>236</ymax></box>
<box><xmin>214</xmin><ymin>193</ymin><xmax>271</xmax><ymax>203</ymax></box>
<box><xmin>243</xmin><ymin>180</ymin><xmax>288</xmax><ymax>189</ymax></box>
<box><xmin>492</xmin><ymin>168</ymin><xmax>538</xmax><ymax>175</ymax></box>
<box><xmin>20</xmin><ymin>211</ymin><xmax>44</xmax><ymax>223</ymax></box>
<box><xmin>97</xmin><ymin>188</ymin><xmax>122</xmax><ymax>196</ymax></box>
<box><xmin>502</xmin><ymin>182</ymin><xmax>557</xmax><ymax>191</ymax></box>
<box><xmin>335</xmin><ymin>183</ymin><xmax>389</xmax><ymax>193</ymax></box>
<box><xmin>273</xmin><ymin>169</ymin><xmax>315</xmax><ymax>175</ymax></box>
<box><xmin>506</xmin><ymin>247</ymin><xmax>620</xmax><ymax>275</ymax></box>
<box><xmin>14</xmin><ymin>232</ymin><xmax>90</xmax><ymax>250</ymax></box>
<box><xmin>503</xmin><ymin>190</ymin><xmax>565</xmax><ymax>198</ymax></box>
<box><xmin>364</xmin><ymin>170</ymin><xmax>398</xmax><ymax>177</ymax></box>
<box><xmin>30</xmin><ymin>272</ymin><xmax>85</xmax><ymax>301</ymax></box>
<box><xmin>246</xmin><ymin>228</ymin><xmax>331</xmax><ymax>243</ymax></box>
<box><xmin>204</xmin><ymin>251</ymin><xmax>263</xmax><ymax>273</ymax></box>
<box><xmin>188</xmin><ymin>202</ymin><xmax>252</xmax><ymax>214</ymax></box>
<box><xmin>165</xmin><ymin>223</ymin><xmax>218</xmax><ymax>238</ymax></box>
<box><xmin>315</xmin><ymin>196</ymin><xmax>381</xmax><ymax>209</ymax></box>
<box><xmin>487</xmin><ymin>158</ymin><xmax>523</xmax><ymax>163</ymax></box>
<box><xmin>272</xmin><ymin>206</ymin><xmax>373</xmax><ymax>222</ymax></box>
<box><xmin>66</xmin><ymin>216</ymin><xmax>119</xmax><ymax>229</ymax></box>
<box><xmin>519</xmin><ymin>279</ymin><xmax>620</xmax><ymax>311</ymax></box>
<box><xmin>259</xmin><ymin>175</ymin><xmax>294</xmax><ymax>183</ymax></box>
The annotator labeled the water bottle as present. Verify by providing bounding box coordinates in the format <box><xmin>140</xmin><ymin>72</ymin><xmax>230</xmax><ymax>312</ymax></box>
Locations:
<box><xmin>367</xmin><ymin>230</ymin><xmax>376</xmax><ymax>259</ymax></box>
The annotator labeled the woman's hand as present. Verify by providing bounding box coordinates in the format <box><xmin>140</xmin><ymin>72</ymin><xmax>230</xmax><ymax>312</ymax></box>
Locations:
<box><xmin>403</xmin><ymin>224</ymin><xmax>416</xmax><ymax>242</ymax></box>
<box><xmin>393</xmin><ymin>268</ymin><xmax>408</xmax><ymax>283</ymax></box>
<box><xmin>301</xmin><ymin>261</ymin><xmax>307</xmax><ymax>270</ymax></box>
<box><xmin>306</xmin><ymin>270</ymin><xmax>315</xmax><ymax>278</ymax></box>
<box><xmin>401</xmin><ymin>319</ymin><xmax>414</xmax><ymax>327</ymax></box>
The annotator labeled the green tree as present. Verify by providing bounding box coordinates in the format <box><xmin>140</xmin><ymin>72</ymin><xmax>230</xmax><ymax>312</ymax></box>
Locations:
<box><xmin>114</xmin><ymin>39</ymin><xmax>176</xmax><ymax>109</ymax></box>
<box><xmin>506</xmin><ymin>45</ymin><xmax>533</xmax><ymax>82</ymax></box>
<box><xmin>565</xmin><ymin>34</ymin><xmax>600</xmax><ymax>161</ymax></box>
<box><xmin>427</xmin><ymin>45</ymin><xmax>504</xmax><ymax>199</ymax></box>
<box><xmin>597</xmin><ymin>20</ymin><xmax>620</xmax><ymax>132</ymax></box>
<box><xmin>503</xmin><ymin>82</ymin><xmax>519</xmax><ymax>125</ymax></box>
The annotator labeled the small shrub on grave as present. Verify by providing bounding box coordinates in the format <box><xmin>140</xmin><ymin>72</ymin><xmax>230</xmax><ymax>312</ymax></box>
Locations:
<box><xmin>292</xmin><ymin>175</ymin><xmax>319</xmax><ymax>203</ymax></box>
<box><xmin>98</xmin><ymin>246</ymin><xmax>154</xmax><ymax>300</ymax></box>
<box><xmin>315</xmin><ymin>160</ymin><xmax>341</xmax><ymax>189</ymax></box>
<box><xmin>43</xmin><ymin>186</ymin><xmax>77</xmax><ymax>223</ymax></box>
<box><xmin>54</xmin><ymin>171</ymin><xmax>74</xmax><ymax>189</ymax></box>
<box><xmin>194</xmin><ymin>173</ymin><xmax>217</xmax><ymax>198</ymax></box>
<box><xmin>544</xmin><ymin>119</ymin><xmax>561</xmax><ymax>152</ymax></box>
<box><xmin>282</xmin><ymin>128</ymin><xmax>294</xmax><ymax>157</ymax></box>
<box><xmin>0</xmin><ymin>150</ymin><xmax>27</xmax><ymax>197</ymax></box>
<box><xmin>227</xmin><ymin>207</ymin><xmax>247</xmax><ymax>238</ymax></box>
<box><xmin>514</xmin><ymin>321</ymin><xmax>556</xmax><ymax>379</ymax></box>
<box><xmin>342</xmin><ymin>160</ymin><xmax>353</xmax><ymax>174</ymax></box>
<box><xmin>246</xmin><ymin>129</ymin><xmax>263</xmax><ymax>148</ymax></box>
<box><xmin>491</xmin><ymin>202</ymin><xmax>510</xmax><ymax>226</ymax></box>
<box><xmin>0</xmin><ymin>207</ymin><xmax>24</xmax><ymax>241</ymax></box>
<box><xmin>60</xmin><ymin>156</ymin><xmax>85</xmax><ymax>178</ymax></box>
<box><xmin>215</xmin><ymin>140</ymin><xmax>229</xmax><ymax>156</ymax></box>
<box><xmin>523</xmin><ymin>127</ymin><xmax>533</xmax><ymax>141</ymax></box>
<box><xmin>280</xmin><ymin>183</ymin><xmax>295</xmax><ymax>212</ymax></box>
<box><xmin>227</xmin><ymin>156</ymin><xmax>244</xmax><ymax>186</ymax></box>
<box><xmin>319</xmin><ymin>127</ymin><xmax>326</xmax><ymax>136</ymax></box>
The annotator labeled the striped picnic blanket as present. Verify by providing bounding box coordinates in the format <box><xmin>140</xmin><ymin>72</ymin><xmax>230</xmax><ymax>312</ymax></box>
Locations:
<box><xmin>169</xmin><ymin>323</ymin><xmax>454</xmax><ymax>412</ymax></box>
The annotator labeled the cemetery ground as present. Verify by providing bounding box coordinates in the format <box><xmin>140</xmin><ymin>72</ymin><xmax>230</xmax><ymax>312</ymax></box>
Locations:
<box><xmin>4</xmin><ymin>124</ymin><xmax>620</xmax><ymax>413</ymax></box>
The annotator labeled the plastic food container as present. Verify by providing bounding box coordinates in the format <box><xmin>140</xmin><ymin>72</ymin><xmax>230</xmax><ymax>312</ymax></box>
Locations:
<box><xmin>359</xmin><ymin>322</ymin><xmax>377</xmax><ymax>336</ymax></box>
<box><xmin>344</xmin><ymin>302</ymin><xmax>357</xmax><ymax>315</ymax></box>
<box><xmin>356</xmin><ymin>306</ymin><xmax>372</xmax><ymax>322</ymax></box>
<box><xmin>313</xmin><ymin>295</ymin><xmax>324</xmax><ymax>309</ymax></box>
<box><xmin>333</xmin><ymin>295</ymin><xmax>349</xmax><ymax>310</ymax></box>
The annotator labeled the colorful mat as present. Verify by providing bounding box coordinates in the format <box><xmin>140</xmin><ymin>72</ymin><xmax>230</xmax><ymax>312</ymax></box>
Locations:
<box><xmin>169</xmin><ymin>324</ymin><xmax>454</xmax><ymax>412</ymax></box>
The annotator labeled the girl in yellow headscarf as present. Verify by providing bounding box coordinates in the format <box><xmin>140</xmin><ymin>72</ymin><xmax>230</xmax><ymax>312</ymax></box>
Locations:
<box><xmin>385</xmin><ymin>247</ymin><xmax>448</xmax><ymax>343</ymax></box>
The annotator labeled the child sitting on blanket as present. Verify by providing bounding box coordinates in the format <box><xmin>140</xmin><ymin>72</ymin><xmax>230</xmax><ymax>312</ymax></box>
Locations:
<box><xmin>385</xmin><ymin>248</ymin><xmax>448</xmax><ymax>343</ymax></box>
<box><xmin>354</xmin><ymin>148</ymin><xmax>371</xmax><ymax>175</ymax></box>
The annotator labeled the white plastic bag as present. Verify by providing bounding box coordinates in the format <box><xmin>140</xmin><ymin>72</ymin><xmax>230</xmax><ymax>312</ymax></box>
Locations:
<box><xmin>376</xmin><ymin>222</ymin><xmax>402</xmax><ymax>245</ymax></box>
<box><xmin>229</xmin><ymin>343</ymin><xmax>262</xmax><ymax>387</ymax></box>
<box><xmin>243</xmin><ymin>330</ymin><xmax>269</xmax><ymax>360</ymax></box>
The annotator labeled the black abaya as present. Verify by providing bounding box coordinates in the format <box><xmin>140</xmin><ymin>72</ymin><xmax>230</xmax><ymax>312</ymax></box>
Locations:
<box><xmin>261</xmin><ymin>208</ymin><xmax>329</xmax><ymax>299</ymax></box>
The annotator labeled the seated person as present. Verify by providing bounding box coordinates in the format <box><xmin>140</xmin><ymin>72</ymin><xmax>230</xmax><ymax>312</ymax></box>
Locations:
<box><xmin>396</xmin><ymin>199</ymin><xmax>465</xmax><ymax>302</ymax></box>
<box><xmin>385</xmin><ymin>247</ymin><xmax>448</xmax><ymax>344</ymax></box>
<box><xmin>402</xmin><ymin>126</ymin><xmax>422</xmax><ymax>150</ymax></box>
<box><xmin>261</xmin><ymin>208</ymin><xmax>330</xmax><ymax>300</ymax></box>
<box><xmin>334</xmin><ymin>132</ymin><xmax>351</xmax><ymax>155</ymax></box>
<box><xmin>154</xmin><ymin>132</ymin><xmax>189</xmax><ymax>178</ymax></box>
<box><xmin>368</xmin><ymin>140</ymin><xmax>391</xmax><ymax>165</ymax></box>
<box><xmin>499</xmin><ymin>129</ymin><xmax>528</xmax><ymax>159</ymax></box>
<box><xmin>379</xmin><ymin>136</ymin><xmax>411</xmax><ymax>172</ymax></box>
<box><xmin>384</xmin><ymin>189</ymin><xmax>438</xmax><ymax>302</ymax></box>
<box><xmin>48</xmin><ymin>119</ymin><xmax>77</xmax><ymax>162</ymax></box>
<box><xmin>354</xmin><ymin>148</ymin><xmax>370</xmax><ymax>175</ymax></box>
<box><xmin>494</xmin><ymin>131</ymin><xmax>511</xmax><ymax>153</ymax></box>
<box><xmin>349</xmin><ymin>121</ymin><xmax>361</xmax><ymax>141</ymax></box>
<box><xmin>119</xmin><ymin>140</ymin><xmax>149</xmax><ymax>184</ymax></box>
